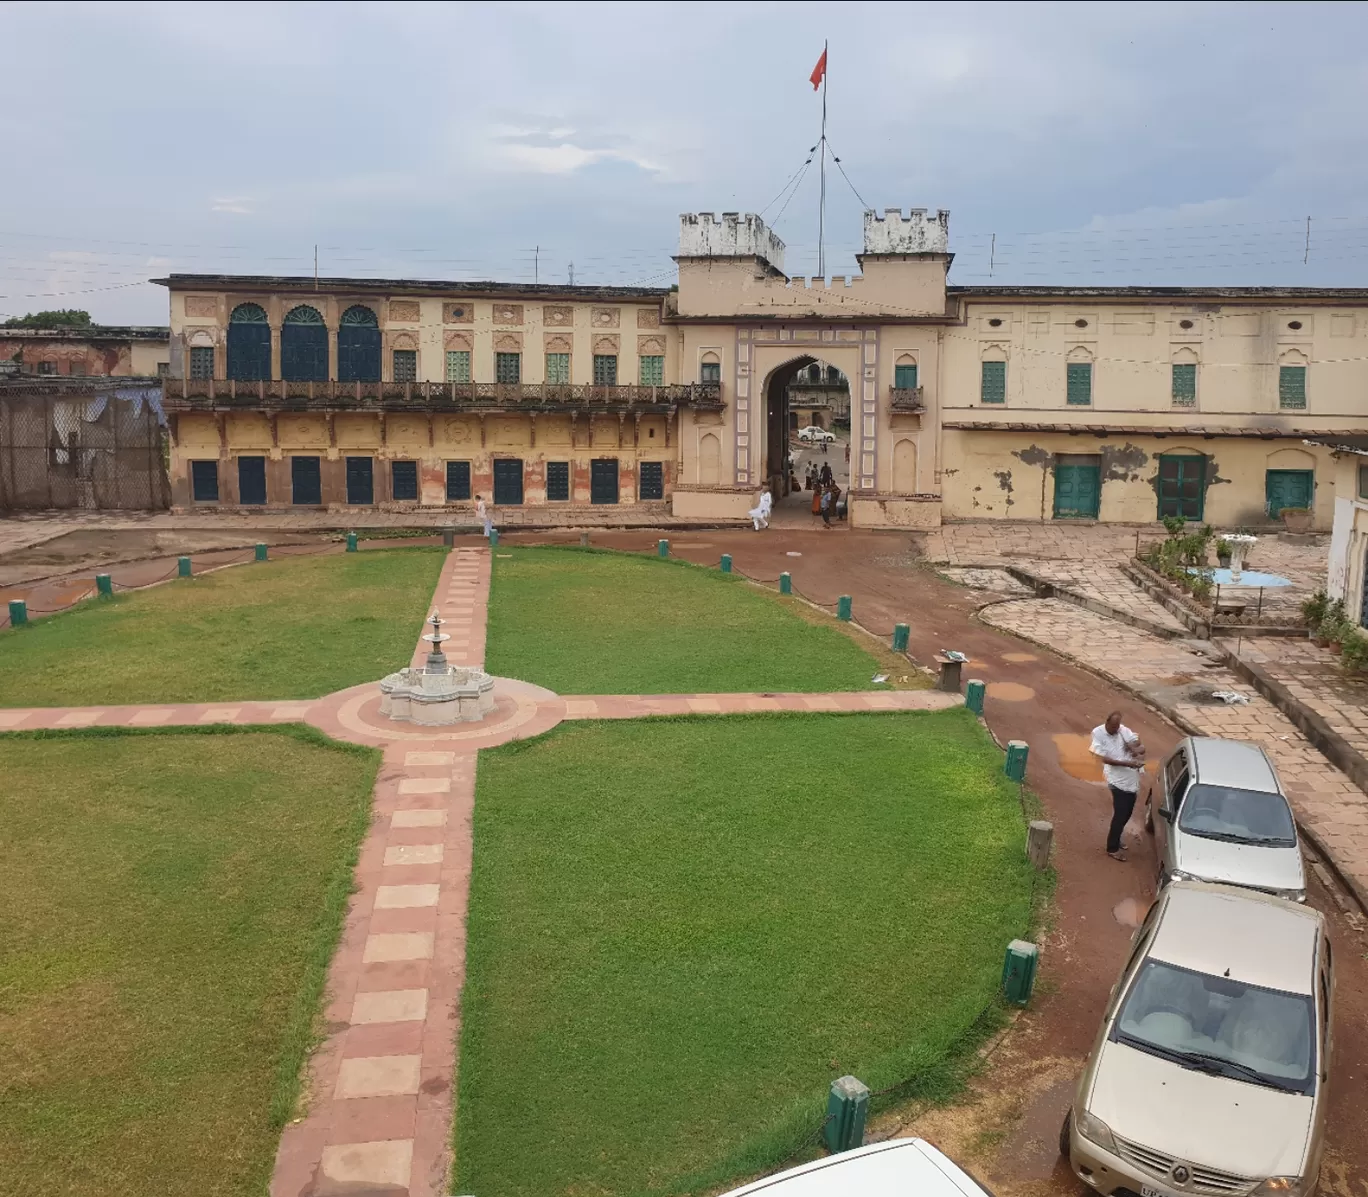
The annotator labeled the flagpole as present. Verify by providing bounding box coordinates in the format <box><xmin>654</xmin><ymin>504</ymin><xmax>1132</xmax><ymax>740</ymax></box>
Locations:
<box><xmin>818</xmin><ymin>39</ymin><xmax>828</xmax><ymax>278</ymax></box>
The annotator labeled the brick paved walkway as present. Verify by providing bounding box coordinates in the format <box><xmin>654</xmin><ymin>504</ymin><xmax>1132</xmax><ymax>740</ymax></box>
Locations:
<box><xmin>981</xmin><ymin>597</ymin><xmax>1368</xmax><ymax>909</ymax></box>
<box><xmin>1011</xmin><ymin>562</ymin><xmax>1188</xmax><ymax>635</ymax></box>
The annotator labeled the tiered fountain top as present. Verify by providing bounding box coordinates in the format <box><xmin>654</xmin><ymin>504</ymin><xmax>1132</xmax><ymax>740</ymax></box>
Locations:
<box><xmin>378</xmin><ymin>611</ymin><xmax>496</xmax><ymax>726</ymax></box>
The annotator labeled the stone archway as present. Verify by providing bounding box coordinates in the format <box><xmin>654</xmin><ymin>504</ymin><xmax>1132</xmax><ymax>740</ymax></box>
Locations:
<box><xmin>757</xmin><ymin>354</ymin><xmax>854</xmax><ymax>499</ymax></box>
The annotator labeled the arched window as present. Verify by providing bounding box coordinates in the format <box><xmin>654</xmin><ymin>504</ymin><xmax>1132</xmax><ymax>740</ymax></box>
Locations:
<box><xmin>226</xmin><ymin>302</ymin><xmax>271</xmax><ymax>381</ymax></box>
<box><xmin>699</xmin><ymin>351</ymin><xmax>721</xmax><ymax>384</ymax></box>
<box><xmin>338</xmin><ymin>304</ymin><xmax>381</xmax><ymax>382</ymax></box>
<box><xmin>281</xmin><ymin>304</ymin><xmax>328</xmax><ymax>382</ymax></box>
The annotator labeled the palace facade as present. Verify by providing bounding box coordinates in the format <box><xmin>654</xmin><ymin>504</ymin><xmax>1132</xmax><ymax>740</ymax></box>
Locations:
<box><xmin>157</xmin><ymin>209</ymin><xmax>1368</xmax><ymax>529</ymax></box>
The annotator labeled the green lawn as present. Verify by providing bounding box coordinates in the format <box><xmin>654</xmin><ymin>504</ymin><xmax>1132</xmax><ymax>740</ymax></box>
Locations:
<box><xmin>0</xmin><ymin>727</ymin><xmax>378</xmax><ymax>1197</ymax></box>
<box><xmin>455</xmin><ymin>709</ymin><xmax>1035</xmax><ymax>1196</ymax></box>
<box><xmin>486</xmin><ymin>547</ymin><xmax>885</xmax><ymax>694</ymax></box>
<box><xmin>0</xmin><ymin>548</ymin><xmax>444</xmax><ymax>706</ymax></box>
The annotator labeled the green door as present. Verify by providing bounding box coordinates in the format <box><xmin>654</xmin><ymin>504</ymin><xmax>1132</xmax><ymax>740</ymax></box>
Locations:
<box><xmin>1156</xmin><ymin>454</ymin><xmax>1207</xmax><ymax>521</ymax></box>
<box><xmin>1265</xmin><ymin>469</ymin><xmax>1314</xmax><ymax>518</ymax></box>
<box><xmin>1053</xmin><ymin>464</ymin><xmax>1101</xmax><ymax>519</ymax></box>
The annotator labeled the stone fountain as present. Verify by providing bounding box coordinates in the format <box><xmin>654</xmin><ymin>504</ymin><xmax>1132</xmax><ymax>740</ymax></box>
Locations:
<box><xmin>379</xmin><ymin>611</ymin><xmax>496</xmax><ymax>726</ymax></box>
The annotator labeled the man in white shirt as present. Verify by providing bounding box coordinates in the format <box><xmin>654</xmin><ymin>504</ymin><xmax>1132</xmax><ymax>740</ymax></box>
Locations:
<box><xmin>1090</xmin><ymin>710</ymin><xmax>1146</xmax><ymax>861</ymax></box>
<box><xmin>475</xmin><ymin>495</ymin><xmax>491</xmax><ymax>540</ymax></box>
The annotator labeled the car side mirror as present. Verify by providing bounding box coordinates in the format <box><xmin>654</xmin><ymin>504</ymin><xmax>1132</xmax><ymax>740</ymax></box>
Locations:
<box><xmin>1158</xmin><ymin>808</ymin><xmax>1173</xmax><ymax>822</ymax></box>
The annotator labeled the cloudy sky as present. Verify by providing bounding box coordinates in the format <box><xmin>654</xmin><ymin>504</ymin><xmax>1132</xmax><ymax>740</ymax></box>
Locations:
<box><xmin>4</xmin><ymin>1</ymin><xmax>1368</xmax><ymax>324</ymax></box>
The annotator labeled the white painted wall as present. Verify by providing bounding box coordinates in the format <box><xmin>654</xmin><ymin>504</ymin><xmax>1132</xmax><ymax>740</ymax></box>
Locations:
<box><xmin>678</xmin><ymin>213</ymin><xmax>785</xmax><ymax>272</ymax></box>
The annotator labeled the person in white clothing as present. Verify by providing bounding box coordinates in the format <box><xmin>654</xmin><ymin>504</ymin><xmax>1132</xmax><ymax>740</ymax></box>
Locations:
<box><xmin>475</xmin><ymin>495</ymin><xmax>492</xmax><ymax>539</ymax></box>
<box><xmin>1090</xmin><ymin>710</ymin><xmax>1146</xmax><ymax>861</ymax></box>
<box><xmin>748</xmin><ymin>489</ymin><xmax>772</xmax><ymax>531</ymax></box>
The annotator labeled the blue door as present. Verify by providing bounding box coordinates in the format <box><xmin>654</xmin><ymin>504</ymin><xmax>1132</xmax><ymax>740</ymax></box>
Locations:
<box><xmin>346</xmin><ymin>457</ymin><xmax>374</xmax><ymax>505</ymax></box>
<box><xmin>281</xmin><ymin>305</ymin><xmax>327</xmax><ymax>381</ymax></box>
<box><xmin>1053</xmin><ymin>463</ymin><xmax>1100</xmax><ymax>519</ymax></box>
<box><xmin>226</xmin><ymin>303</ymin><xmax>271</xmax><ymax>381</ymax></box>
<box><xmin>493</xmin><ymin>459</ymin><xmax>523</xmax><ymax>505</ymax></box>
<box><xmin>237</xmin><ymin>456</ymin><xmax>266</xmax><ymax>505</ymax></box>
<box><xmin>590</xmin><ymin>459</ymin><xmax>619</xmax><ymax>504</ymax></box>
<box><xmin>338</xmin><ymin>305</ymin><xmax>381</xmax><ymax>382</ymax></box>
<box><xmin>292</xmin><ymin>456</ymin><xmax>321</xmax><ymax>505</ymax></box>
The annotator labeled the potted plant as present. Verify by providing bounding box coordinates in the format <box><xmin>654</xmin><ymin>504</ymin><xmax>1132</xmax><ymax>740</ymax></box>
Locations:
<box><xmin>1216</xmin><ymin>538</ymin><xmax>1234</xmax><ymax>568</ymax></box>
<box><xmin>1342</xmin><ymin>627</ymin><xmax>1368</xmax><ymax>674</ymax></box>
<box><xmin>1302</xmin><ymin>590</ymin><xmax>1329</xmax><ymax>639</ymax></box>
<box><xmin>1280</xmin><ymin>506</ymin><xmax>1313</xmax><ymax>533</ymax></box>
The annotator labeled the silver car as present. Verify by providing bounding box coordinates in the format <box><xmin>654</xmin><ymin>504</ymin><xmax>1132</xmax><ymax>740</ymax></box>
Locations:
<box><xmin>1145</xmin><ymin>737</ymin><xmax>1305</xmax><ymax>902</ymax></box>
<box><xmin>1063</xmin><ymin>882</ymin><xmax>1334</xmax><ymax>1197</ymax></box>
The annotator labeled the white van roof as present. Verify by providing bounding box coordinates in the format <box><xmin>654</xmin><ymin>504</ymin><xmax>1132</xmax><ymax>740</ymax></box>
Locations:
<box><xmin>717</xmin><ymin>1139</ymin><xmax>992</xmax><ymax>1197</ymax></box>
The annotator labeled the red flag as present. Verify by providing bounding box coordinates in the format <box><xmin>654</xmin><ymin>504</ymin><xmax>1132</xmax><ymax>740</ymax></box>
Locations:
<box><xmin>809</xmin><ymin>47</ymin><xmax>827</xmax><ymax>91</ymax></box>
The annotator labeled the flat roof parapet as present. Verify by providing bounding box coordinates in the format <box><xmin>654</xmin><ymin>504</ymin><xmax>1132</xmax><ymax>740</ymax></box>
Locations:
<box><xmin>677</xmin><ymin>212</ymin><xmax>786</xmax><ymax>272</ymax></box>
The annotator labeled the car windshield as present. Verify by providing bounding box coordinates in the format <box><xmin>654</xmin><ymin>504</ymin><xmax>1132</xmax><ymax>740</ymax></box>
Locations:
<box><xmin>1177</xmin><ymin>782</ymin><xmax>1297</xmax><ymax>846</ymax></box>
<box><xmin>1113</xmin><ymin>958</ymin><xmax>1315</xmax><ymax>1095</ymax></box>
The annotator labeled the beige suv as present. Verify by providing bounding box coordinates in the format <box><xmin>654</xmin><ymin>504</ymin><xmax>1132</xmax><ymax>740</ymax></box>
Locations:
<box><xmin>1062</xmin><ymin>882</ymin><xmax>1334</xmax><ymax>1197</ymax></box>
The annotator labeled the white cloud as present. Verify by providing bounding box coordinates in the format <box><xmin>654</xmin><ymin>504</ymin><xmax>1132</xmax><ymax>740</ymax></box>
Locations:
<box><xmin>211</xmin><ymin>198</ymin><xmax>254</xmax><ymax>215</ymax></box>
<box><xmin>493</xmin><ymin>142</ymin><xmax>661</xmax><ymax>176</ymax></box>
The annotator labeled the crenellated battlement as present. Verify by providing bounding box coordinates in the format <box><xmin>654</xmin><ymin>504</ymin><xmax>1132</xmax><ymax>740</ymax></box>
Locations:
<box><xmin>862</xmin><ymin>208</ymin><xmax>950</xmax><ymax>256</ymax></box>
<box><xmin>678</xmin><ymin>212</ymin><xmax>786</xmax><ymax>272</ymax></box>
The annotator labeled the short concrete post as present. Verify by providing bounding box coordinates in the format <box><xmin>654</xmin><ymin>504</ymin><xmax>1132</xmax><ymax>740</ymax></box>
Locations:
<box><xmin>965</xmin><ymin>678</ymin><xmax>985</xmax><ymax>714</ymax></box>
<box><xmin>720</xmin><ymin>553</ymin><xmax>732</xmax><ymax>573</ymax></box>
<box><xmin>1027</xmin><ymin>820</ymin><xmax>1054</xmax><ymax>870</ymax></box>
<box><xmin>837</xmin><ymin>595</ymin><xmax>852</xmax><ymax>621</ymax></box>
<box><xmin>892</xmin><ymin>623</ymin><xmax>909</xmax><ymax>653</ymax></box>
<box><xmin>346</xmin><ymin>531</ymin><xmax>358</xmax><ymax>552</ymax></box>
<box><xmin>96</xmin><ymin>573</ymin><xmax>112</xmax><ymax>597</ymax></box>
<box><xmin>934</xmin><ymin>656</ymin><xmax>963</xmax><ymax>693</ymax></box>
<box><xmin>823</xmin><ymin>1075</ymin><xmax>870</xmax><ymax>1154</ymax></box>
<box><xmin>8</xmin><ymin>598</ymin><xmax>28</xmax><ymax>627</ymax></box>
<box><xmin>1005</xmin><ymin>740</ymin><xmax>1030</xmax><ymax>781</ymax></box>
<box><xmin>441</xmin><ymin>525</ymin><xmax>454</xmax><ymax>548</ymax></box>
<box><xmin>658</xmin><ymin>538</ymin><xmax>669</xmax><ymax>558</ymax></box>
<box><xmin>580</xmin><ymin>531</ymin><xmax>590</xmax><ymax>547</ymax></box>
<box><xmin>254</xmin><ymin>542</ymin><xmax>268</xmax><ymax>562</ymax></box>
<box><xmin>177</xmin><ymin>556</ymin><xmax>191</xmax><ymax>578</ymax></box>
<box><xmin>489</xmin><ymin>528</ymin><xmax>499</xmax><ymax>548</ymax></box>
<box><xmin>779</xmin><ymin>572</ymin><xmax>792</xmax><ymax>595</ymax></box>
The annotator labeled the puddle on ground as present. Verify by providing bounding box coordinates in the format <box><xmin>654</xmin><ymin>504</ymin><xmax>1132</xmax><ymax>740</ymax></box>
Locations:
<box><xmin>1002</xmin><ymin>652</ymin><xmax>1039</xmax><ymax>663</ymax></box>
<box><xmin>987</xmin><ymin>681</ymin><xmax>1036</xmax><ymax>702</ymax></box>
<box><xmin>1054</xmin><ymin>733</ymin><xmax>1158</xmax><ymax>784</ymax></box>
<box><xmin>1113</xmin><ymin>897</ymin><xmax>1147</xmax><ymax>928</ymax></box>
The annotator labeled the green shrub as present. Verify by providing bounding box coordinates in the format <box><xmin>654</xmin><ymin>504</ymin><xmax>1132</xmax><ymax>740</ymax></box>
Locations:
<box><xmin>1301</xmin><ymin>589</ymin><xmax>1330</xmax><ymax>629</ymax></box>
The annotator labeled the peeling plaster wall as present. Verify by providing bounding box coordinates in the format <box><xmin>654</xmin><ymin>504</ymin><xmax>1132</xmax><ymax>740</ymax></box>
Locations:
<box><xmin>941</xmin><ymin>429</ymin><xmax>1340</xmax><ymax>527</ymax></box>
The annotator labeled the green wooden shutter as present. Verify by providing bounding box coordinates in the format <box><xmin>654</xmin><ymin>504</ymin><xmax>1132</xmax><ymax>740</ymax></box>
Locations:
<box><xmin>593</xmin><ymin>355</ymin><xmax>618</xmax><ymax>385</ymax></box>
<box><xmin>980</xmin><ymin>360</ymin><xmax>1006</xmax><ymax>404</ymax></box>
<box><xmin>545</xmin><ymin>353</ymin><xmax>570</xmax><ymax>383</ymax></box>
<box><xmin>392</xmin><ymin>350</ymin><xmax>417</xmax><ymax>382</ymax></box>
<box><xmin>1066</xmin><ymin>362</ymin><xmax>1092</xmax><ymax>405</ymax></box>
<box><xmin>894</xmin><ymin>363</ymin><xmax>918</xmax><ymax>389</ymax></box>
<box><xmin>495</xmin><ymin>352</ymin><xmax>521</xmax><ymax>383</ymax></box>
<box><xmin>639</xmin><ymin>355</ymin><xmax>663</xmax><ymax>385</ymax></box>
<box><xmin>1171</xmin><ymin>363</ymin><xmax>1196</xmax><ymax>407</ymax></box>
<box><xmin>445</xmin><ymin>350</ymin><xmax>470</xmax><ymax>382</ymax></box>
<box><xmin>1279</xmin><ymin>365</ymin><xmax>1307</xmax><ymax>409</ymax></box>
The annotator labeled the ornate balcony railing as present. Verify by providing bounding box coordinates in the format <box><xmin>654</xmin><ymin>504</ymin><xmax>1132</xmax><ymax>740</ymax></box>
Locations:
<box><xmin>888</xmin><ymin>385</ymin><xmax>925</xmax><ymax>412</ymax></box>
<box><xmin>163</xmin><ymin>378</ymin><xmax>723</xmax><ymax>410</ymax></box>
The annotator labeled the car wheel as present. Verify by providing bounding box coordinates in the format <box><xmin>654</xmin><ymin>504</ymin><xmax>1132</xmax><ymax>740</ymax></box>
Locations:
<box><xmin>1059</xmin><ymin>1108</ymin><xmax>1072</xmax><ymax>1158</ymax></box>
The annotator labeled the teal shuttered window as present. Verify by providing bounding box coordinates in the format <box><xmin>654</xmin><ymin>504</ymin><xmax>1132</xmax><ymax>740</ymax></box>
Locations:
<box><xmin>894</xmin><ymin>363</ymin><xmax>918</xmax><ymax>389</ymax></box>
<box><xmin>980</xmin><ymin>361</ymin><xmax>1006</xmax><ymax>404</ymax></box>
<box><xmin>639</xmin><ymin>355</ymin><xmax>664</xmax><ymax>385</ymax></box>
<box><xmin>1279</xmin><ymin>365</ymin><xmax>1307</xmax><ymax>410</ymax></box>
<box><xmin>1171</xmin><ymin>363</ymin><xmax>1197</xmax><ymax>407</ymax></box>
<box><xmin>545</xmin><ymin>353</ymin><xmax>570</xmax><ymax>383</ymax></box>
<box><xmin>1066</xmin><ymin>362</ymin><xmax>1093</xmax><ymax>405</ymax></box>
<box><xmin>445</xmin><ymin>351</ymin><xmax>471</xmax><ymax>382</ymax></box>
<box><xmin>495</xmin><ymin>352</ymin><xmax>521</xmax><ymax>384</ymax></box>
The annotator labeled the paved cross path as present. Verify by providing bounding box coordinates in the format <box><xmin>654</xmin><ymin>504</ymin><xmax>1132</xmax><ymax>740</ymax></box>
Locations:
<box><xmin>4</xmin><ymin>544</ymin><xmax>957</xmax><ymax>1196</ymax></box>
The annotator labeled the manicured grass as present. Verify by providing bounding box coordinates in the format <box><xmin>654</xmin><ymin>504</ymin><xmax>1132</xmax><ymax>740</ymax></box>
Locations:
<box><xmin>0</xmin><ymin>726</ymin><xmax>378</xmax><ymax>1197</ymax></box>
<box><xmin>486</xmin><ymin>547</ymin><xmax>887</xmax><ymax>694</ymax></box>
<box><xmin>455</xmin><ymin>709</ymin><xmax>1035</xmax><ymax>1196</ymax></box>
<box><xmin>0</xmin><ymin>548</ymin><xmax>444</xmax><ymax>706</ymax></box>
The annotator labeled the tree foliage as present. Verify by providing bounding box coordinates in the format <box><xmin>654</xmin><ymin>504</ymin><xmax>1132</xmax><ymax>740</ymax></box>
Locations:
<box><xmin>2</xmin><ymin>309</ymin><xmax>93</xmax><ymax>329</ymax></box>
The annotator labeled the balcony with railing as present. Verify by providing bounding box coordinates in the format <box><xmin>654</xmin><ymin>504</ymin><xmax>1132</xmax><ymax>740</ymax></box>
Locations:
<box><xmin>888</xmin><ymin>385</ymin><xmax>925</xmax><ymax>412</ymax></box>
<box><xmin>163</xmin><ymin>377</ymin><xmax>724</xmax><ymax>412</ymax></box>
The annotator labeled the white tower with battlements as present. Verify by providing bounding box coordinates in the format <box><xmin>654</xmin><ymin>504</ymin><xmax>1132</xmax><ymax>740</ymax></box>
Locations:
<box><xmin>677</xmin><ymin>212</ymin><xmax>786</xmax><ymax>274</ymax></box>
<box><xmin>862</xmin><ymin>208</ymin><xmax>950</xmax><ymax>256</ymax></box>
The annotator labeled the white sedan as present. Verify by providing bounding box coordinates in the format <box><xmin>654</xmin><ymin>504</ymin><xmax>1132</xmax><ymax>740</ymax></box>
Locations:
<box><xmin>717</xmin><ymin>1139</ymin><xmax>992</xmax><ymax>1196</ymax></box>
<box><xmin>797</xmin><ymin>426</ymin><xmax>837</xmax><ymax>444</ymax></box>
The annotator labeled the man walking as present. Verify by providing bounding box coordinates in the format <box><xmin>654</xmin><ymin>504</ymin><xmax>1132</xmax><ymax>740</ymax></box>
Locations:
<box><xmin>1090</xmin><ymin>709</ymin><xmax>1146</xmax><ymax>861</ymax></box>
<box><xmin>475</xmin><ymin>494</ymin><xmax>492</xmax><ymax>540</ymax></box>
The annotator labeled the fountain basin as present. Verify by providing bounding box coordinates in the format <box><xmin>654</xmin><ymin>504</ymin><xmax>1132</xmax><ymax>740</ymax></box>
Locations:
<box><xmin>379</xmin><ymin>665</ymin><xmax>496</xmax><ymax>725</ymax></box>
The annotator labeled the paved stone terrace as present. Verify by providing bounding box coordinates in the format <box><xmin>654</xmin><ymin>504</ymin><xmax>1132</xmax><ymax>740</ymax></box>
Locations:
<box><xmin>981</xmin><ymin>597</ymin><xmax>1368</xmax><ymax>909</ymax></box>
<box><xmin>1011</xmin><ymin>561</ymin><xmax>1189</xmax><ymax>634</ymax></box>
<box><xmin>0</xmin><ymin>538</ymin><xmax>961</xmax><ymax>1197</ymax></box>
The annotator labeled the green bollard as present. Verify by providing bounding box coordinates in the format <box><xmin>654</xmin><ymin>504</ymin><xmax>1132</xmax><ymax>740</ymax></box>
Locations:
<box><xmin>658</xmin><ymin>538</ymin><xmax>669</xmax><ymax>558</ymax></box>
<box><xmin>346</xmin><ymin>531</ymin><xmax>358</xmax><ymax>552</ymax></box>
<box><xmin>489</xmin><ymin>528</ymin><xmax>499</xmax><ymax>548</ymax></box>
<box><xmin>1005</xmin><ymin>739</ymin><xmax>1029</xmax><ymax>781</ymax></box>
<box><xmin>8</xmin><ymin>599</ymin><xmax>28</xmax><ymax>627</ymax></box>
<box><xmin>966</xmin><ymin>678</ymin><xmax>986</xmax><ymax>715</ymax></box>
<box><xmin>177</xmin><ymin>556</ymin><xmax>191</xmax><ymax>578</ymax></box>
<box><xmin>1002</xmin><ymin>939</ymin><xmax>1039</xmax><ymax>1006</ymax></box>
<box><xmin>779</xmin><ymin>572</ymin><xmax>792</xmax><ymax>595</ymax></box>
<box><xmin>720</xmin><ymin>553</ymin><xmax>732</xmax><ymax>573</ymax></box>
<box><xmin>254</xmin><ymin>542</ymin><xmax>268</xmax><ymax>562</ymax></box>
<box><xmin>892</xmin><ymin>623</ymin><xmax>910</xmax><ymax>653</ymax></box>
<box><xmin>96</xmin><ymin>573</ymin><xmax>113</xmax><ymax>597</ymax></box>
<box><xmin>823</xmin><ymin>1075</ymin><xmax>870</xmax><ymax>1154</ymax></box>
<box><xmin>837</xmin><ymin>595</ymin><xmax>852</xmax><ymax>622</ymax></box>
